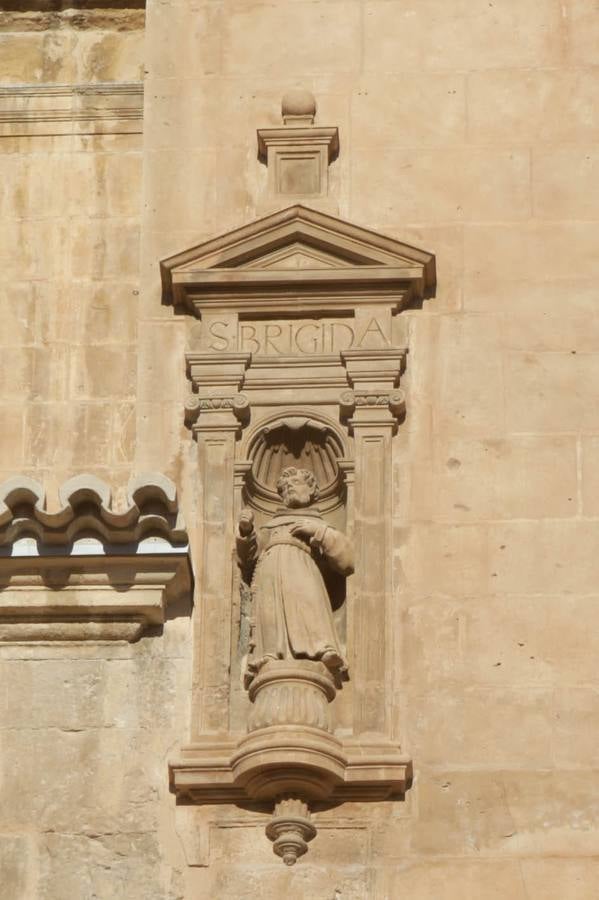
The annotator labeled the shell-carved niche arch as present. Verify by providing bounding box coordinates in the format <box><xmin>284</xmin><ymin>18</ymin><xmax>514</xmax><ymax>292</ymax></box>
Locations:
<box><xmin>240</xmin><ymin>412</ymin><xmax>350</xmax><ymax>516</ymax></box>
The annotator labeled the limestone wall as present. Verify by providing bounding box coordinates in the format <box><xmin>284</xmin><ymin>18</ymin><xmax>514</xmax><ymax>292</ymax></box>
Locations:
<box><xmin>0</xmin><ymin>6</ymin><xmax>190</xmax><ymax>900</ymax></box>
<box><xmin>0</xmin><ymin>2</ymin><xmax>144</xmax><ymax>500</ymax></box>
<box><xmin>2</xmin><ymin>1</ymin><xmax>599</xmax><ymax>898</ymax></box>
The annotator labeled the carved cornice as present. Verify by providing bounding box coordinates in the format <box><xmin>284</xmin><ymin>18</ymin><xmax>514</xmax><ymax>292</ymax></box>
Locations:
<box><xmin>0</xmin><ymin>474</ymin><xmax>192</xmax><ymax>642</ymax></box>
<box><xmin>161</xmin><ymin>205</ymin><xmax>435</xmax><ymax>313</ymax></box>
<box><xmin>0</xmin><ymin>82</ymin><xmax>143</xmax><ymax>137</ymax></box>
<box><xmin>257</xmin><ymin>126</ymin><xmax>339</xmax><ymax>165</ymax></box>
<box><xmin>0</xmin><ymin>473</ymin><xmax>185</xmax><ymax>547</ymax></box>
<box><xmin>341</xmin><ymin>347</ymin><xmax>407</xmax><ymax>386</ymax></box>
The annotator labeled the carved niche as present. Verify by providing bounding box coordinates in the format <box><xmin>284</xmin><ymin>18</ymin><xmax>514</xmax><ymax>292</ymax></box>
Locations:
<box><xmin>163</xmin><ymin>203</ymin><xmax>435</xmax><ymax>863</ymax></box>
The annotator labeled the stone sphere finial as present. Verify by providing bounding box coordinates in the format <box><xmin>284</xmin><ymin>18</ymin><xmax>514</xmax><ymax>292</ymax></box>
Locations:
<box><xmin>281</xmin><ymin>89</ymin><xmax>316</xmax><ymax>124</ymax></box>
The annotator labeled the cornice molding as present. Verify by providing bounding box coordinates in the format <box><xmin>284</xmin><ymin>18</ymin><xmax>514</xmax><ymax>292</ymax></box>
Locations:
<box><xmin>0</xmin><ymin>82</ymin><xmax>143</xmax><ymax>137</ymax></box>
<box><xmin>0</xmin><ymin>472</ymin><xmax>185</xmax><ymax>547</ymax></box>
<box><xmin>0</xmin><ymin>474</ymin><xmax>192</xmax><ymax>642</ymax></box>
<box><xmin>160</xmin><ymin>204</ymin><xmax>436</xmax><ymax>313</ymax></box>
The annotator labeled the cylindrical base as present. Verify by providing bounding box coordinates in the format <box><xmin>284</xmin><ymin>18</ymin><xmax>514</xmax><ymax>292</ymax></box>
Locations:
<box><xmin>247</xmin><ymin>659</ymin><xmax>335</xmax><ymax>732</ymax></box>
<box><xmin>234</xmin><ymin>659</ymin><xmax>343</xmax><ymax>801</ymax></box>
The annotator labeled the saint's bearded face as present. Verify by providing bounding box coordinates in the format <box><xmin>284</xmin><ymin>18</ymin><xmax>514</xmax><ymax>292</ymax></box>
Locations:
<box><xmin>280</xmin><ymin>472</ymin><xmax>314</xmax><ymax>508</ymax></box>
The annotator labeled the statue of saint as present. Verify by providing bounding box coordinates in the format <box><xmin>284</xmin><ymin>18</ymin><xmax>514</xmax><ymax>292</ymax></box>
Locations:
<box><xmin>236</xmin><ymin>466</ymin><xmax>353</xmax><ymax>683</ymax></box>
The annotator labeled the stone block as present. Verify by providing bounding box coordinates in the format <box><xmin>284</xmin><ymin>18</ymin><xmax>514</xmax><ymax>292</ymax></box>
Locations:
<box><xmin>0</xmin><ymin>152</ymin><xmax>67</xmax><ymax>221</ymax></box>
<box><xmin>363</xmin><ymin>0</ymin><xmax>560</xmax><ymax>72</ymax></box>
<box><xmin>0</xmin><ymin>404</ymin><xmax>25</xmax><ymax>470</ymax></box>
<box><xmin>30</xmin><ymin>344</ymin><xmax>71</xmax><ymax>402</ymax></box>
<box><xmin>68</xmin><ymin>150</ymin><xmax>143</xmax><ymax>219</ymax></box>
<box><xmin>502</xmin><ymin>312</ymin><xmax>599</xmax><ymax>353</ymax></box>
<box><xmin>189</xmin><ymin>862</ymin><xmax>370</xmax><ymax>900</ymax></box>
<box><xmin>0</xmin><ymin>726</ymin><xmax>149</xmax><ymax>833</ymax></box>
<box><xmin>144</xmin><ymin>1</ymin><xmax>224</xmax><ymax>81</ymax></box>
<box><xmin>352</xmin><ymin>73</ymin><xmax>467</xmax><ymax>148</ymax></box>
<box><xmin>112</xmin><ymin>401</ymin><xmax>136</xmax><ymax>465</ymax></box>
<box><xmin>553</xmin><ymin>688</ymin><xmax>599</xmax><ymax>768</ymax></box>
<box><xmin>408</xmin><ymin>435</ymin><xmax>578</xmax><ymax>522</ymax></box>
<box><xmin>406</xmin><ymin>685</ymin><xmax>554</xmax><ymax>767</ymax></box>
<box><xmin>72</xmin><ymin>30</ymin><xmax>145</xmax><ymax>84</ymax></box>
<box><xmin>0</xmin><ymin>32</ymin><xmax>73</xmax><ymax>84</ymax></box>
<box><xmin>403</xmin><ymin>595</ymin><xmax>599</xmax><ymax>689</ymax></box>
<box><xmin>0</xmin><ymin>834</ymin><xmax>34</xmax><ymax>900</ymax></box>
<box><xmin>351</xmin><ymin>147</ymin><xmax>530</xmax><ymax>224</ymax></box>
<box><xmin>221</xmin><ymin>1</ymin><xmax>361</xmax><ymax>76</ymax></box>
<box><xmin>0</xmin><ymin>658</ymin><xmax>130</xmax><ymax>731</ymax></box>
<box><xmin>0</xmin><ymin>219</ymin><xmax>65</xmax><ymax>282</ymax></box>
<box><xmin>142</xmin><ymin>148</ymin><xmax>219</xmax><ymax>231</ymax></box>
<box><xmin>505</xmin><ymin>351</ymin><xmax>599</xmax><ymax>432</ymax></box>
<box><xmin>69</xmin><ymin>220</ymin><xmax>140</xmax><ymax>281</ymax></box>
<box><xmin>137</xmin><ymin>321</ymin><xmax>188</xmax><ymax>403</ymax></box>
<box><xmin>38</xmin><ymin>832</ymin><xmax>165</xmax><ymax>900</ymax></box>
<box><xmin>75</xmin><ymin>283</ymin><xmax>139</xmax><ymax>346</ymax></box>
<box><xmin>373</xmin><ymin>859</ymin><xmax>527</xmax><ymax>900</ymax></box>
<box><xmin>463</xmin><ymin>275</ymin><xmax>599</xmax><ymax>316</ymax></box>
<box><xmin>502</xmin><ymin>771</ymin><xmax>599</xmax><ymax>856</ymax></box>
<box><xmin>468</xmin><ymin>69</ymin><xmax>599</xmax><ymax>144</ymax></box>
<box><xmin>581</xmin><ymin>436</ymin><xmax>599</xmax><ymax>516</ymax></box>
<box><xmin>520</xmin><ymin>859</ymin><xmax>599</xmax><ymax>900</ymax></box>
<box><xmin>402</xmin><ymin>522</ymin><xmax>491</xmax><ymax>598</ymax></box>
<box><xmin>33</xmin><ymin>283</ymin><xmax>76</xmax><ymax>347</ymax></box>
<box><xmin>429</xmin><ymin>315</ymin><xmax>506</xmax><ymax>438</ymax></box>
<box><xmin>485</xmin><ymin>521</ymin><xmax>599</xmax><ymax>596</ymax></box>
<box><xmin>70</xmin><ymin>402</ymin><xmax>113</xmax><ymax>467</ymax></box>
<box><xmin>563</xmin><ymin>0</ymin><xmax>599</xmax><ymax>65</ymax></box>
<box><xmin>464</xmin><ymin>223</ymin><xmax>599</xmax><ymax>284</ymax></box>
<box><xmin>533</xmin><ymin>147</ymin><xmax>599</xmax><ymax>220</ymax></box>
<box><xmin>0</xmin><ymin>347</ymin><xmax>34</xmax><ymax>400</ymax></box>
<box><xmin>23</xmin><ymin>402</ymin><xmax>71</xmax><ymax>469</ymax></box>
<box><xmin>392</xmin><ymin>769</ymin><xmax>599</xmax><ymax>859</ymax></box>
<box><xmin>0</xmin><ymin>285</ymin><xmax>36</xmax><ymax>346</ymax></box>
<box><xmin>135</xmin><ymin>402</ymin><xmax>188</xmax><ymax>475</ymax></box>
<box><xmin>72</xmin><ymin>345</ymin><xmax>136</xmax><ymax>400</ymax></box>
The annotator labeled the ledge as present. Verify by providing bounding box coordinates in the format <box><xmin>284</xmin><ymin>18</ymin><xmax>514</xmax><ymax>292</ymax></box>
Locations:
<box><xmin>0</xmin><ymin>474</ymin><xmax>192</xmax><ymax>642</ymax></box>
<box><xmin>0</xmin><ymin>82</ymin><xmax>143</xmax><ymax>138</ymax></box>
<box><xmin>169</xmin><ymin>736</ymin><xmax>411</xmax><ymax>805</ymax></box>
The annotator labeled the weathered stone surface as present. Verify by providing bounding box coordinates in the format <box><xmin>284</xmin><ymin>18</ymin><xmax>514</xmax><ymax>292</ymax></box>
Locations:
<box><xmin>3</xmin><ymin>0</ymin><xmax>599</xmax><ymax>895</ymax></box>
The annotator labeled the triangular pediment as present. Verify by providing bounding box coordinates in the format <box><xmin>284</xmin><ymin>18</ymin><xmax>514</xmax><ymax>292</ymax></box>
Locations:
<box><xmin>160</xmin><ymin>204</ymin><xmax>435</xmax><ymax>313</ymax></box>
<box><xmin>244</xmin><ymin>242</ymin><xmax>351</xmax><ymax>271</ymax></box>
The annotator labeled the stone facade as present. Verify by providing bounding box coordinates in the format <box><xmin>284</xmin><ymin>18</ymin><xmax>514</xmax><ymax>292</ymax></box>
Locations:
<box><xmin>2</xmin><ymin>1</ymin><xmax>599</xmax><ymax>898</ymax></box>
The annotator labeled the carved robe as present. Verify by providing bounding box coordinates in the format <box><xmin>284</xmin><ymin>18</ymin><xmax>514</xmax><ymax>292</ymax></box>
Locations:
<box><xmin>237</xmin><ymin>507</ymin><xmax>353</xmax><ymax>679</ymax></box>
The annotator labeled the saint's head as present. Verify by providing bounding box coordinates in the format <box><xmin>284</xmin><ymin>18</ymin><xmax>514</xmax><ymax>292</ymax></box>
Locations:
<box><xmin>277</xmin><ymin>467</ymin><xmax>320</xmax><ymax>509</ymax></box>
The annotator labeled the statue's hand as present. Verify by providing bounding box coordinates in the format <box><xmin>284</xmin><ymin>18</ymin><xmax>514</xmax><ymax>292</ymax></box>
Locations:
<box><xmin>290</xmin><ymin>519</ymin><xmax>319</xmax><ymax>540</ymax></box>
<box><xmin>238</xmin><ymin>508</ymin><xmax>255</xmax><ymax>537</ymax></box>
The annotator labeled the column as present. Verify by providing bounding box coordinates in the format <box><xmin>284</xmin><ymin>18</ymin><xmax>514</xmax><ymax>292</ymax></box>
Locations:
<box><xmin>341</xmin><ymin>349</ymin><xmax>405</xmax><ymax>737</ymax></box>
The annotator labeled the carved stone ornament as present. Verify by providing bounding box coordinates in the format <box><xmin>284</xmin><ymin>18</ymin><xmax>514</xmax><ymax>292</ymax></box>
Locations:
<box><xmin>0</xmin><ymin>474</ymin><xmax>192</xmax><ymax>642</ymax></box>
<box><xmin>164</xmin><ymin>193</ymin><xmax>435</xmax><ymax>861</ymax></box>
<box><xmin>257</xmin><ymin>90</ymin><xmax>339</xmax><ymax>203</ymax></box>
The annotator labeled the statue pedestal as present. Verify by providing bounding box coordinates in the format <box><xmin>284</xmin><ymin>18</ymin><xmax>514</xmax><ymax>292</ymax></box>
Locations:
<box><xmin>170</xmin><ymin>659</ymin><xmax>411</xmax><ymax>863</ymax></box>
<box><xmin>247</xmin><ymin>659</ymin><xmax>335</xmax><ymax>732</ymax></box>
<box><xmin>235</xmin><ymin>659</ymin><xmax>342</xmax><ymax>863</ymax></box>
<box><xmin>233</xmin><ymin>660</ymin><xmax>343</xmax><ymax>800</ymax></box>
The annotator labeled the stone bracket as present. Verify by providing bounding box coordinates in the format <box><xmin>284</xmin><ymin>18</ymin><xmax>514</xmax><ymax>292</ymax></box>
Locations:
<box><xmin>169</xmin><ymin>739</ymin><xmax>412</xmax><ymax>805</ymax></box>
